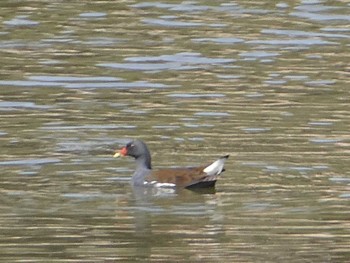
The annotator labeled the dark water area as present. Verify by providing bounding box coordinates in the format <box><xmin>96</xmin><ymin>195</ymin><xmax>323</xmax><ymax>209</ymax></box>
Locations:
<box><xmin>0</xmin><ymin>0</ymin><xmax>349</xmax><ymax>262</ymax></box>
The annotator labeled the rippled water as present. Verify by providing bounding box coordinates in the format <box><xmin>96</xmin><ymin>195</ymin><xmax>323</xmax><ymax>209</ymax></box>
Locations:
<box><xmin>1</xmin><ymin>0</ymin><xmax>349</xmax><ymax>262</ymax></box>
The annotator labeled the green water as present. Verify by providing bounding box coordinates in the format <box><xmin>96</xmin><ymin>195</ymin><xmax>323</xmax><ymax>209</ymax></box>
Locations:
<box><xmin>0</xmin><ymin>0</ymin><xmax>349</xmax><ymax>262</ymax></box>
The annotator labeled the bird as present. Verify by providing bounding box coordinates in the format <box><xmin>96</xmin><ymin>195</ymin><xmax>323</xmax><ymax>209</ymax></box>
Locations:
<box><xmin>113</xmin><ymin>139</ymin><xmax>229</xmax><ymax>190</ymax></box>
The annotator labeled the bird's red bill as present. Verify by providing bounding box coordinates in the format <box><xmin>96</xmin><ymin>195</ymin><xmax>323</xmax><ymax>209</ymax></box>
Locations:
<box><xmin>119</xmin><ymin>146</ymin><xmax>127</xmax><ymax>156</ymax></box>
<box><xmin>113</xmin><ymin>146</ymin><xmax>128</xmax><ymax>158</ymax></box>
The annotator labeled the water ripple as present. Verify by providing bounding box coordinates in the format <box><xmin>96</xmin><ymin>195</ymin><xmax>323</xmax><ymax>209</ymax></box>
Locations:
<box><xmin>28</xmin><ymin>75</ymin><xmax>122</xmax><ymax>82</ymax></box>
<box><xmin>41</xmin><ymin>124</ymin><xmax>137</xmax><ymax>131</ymax></box>
<box><xmin>142</xmin><ymin>18</ymin><xmax>205</xmax><ymax>28</ymax></box>
<box><xmin>262</xmin><ymin>29</ymin><xmax>350</xmax><ymax>39</ymax></box>
<box><xmin>132</xmin><ymin>2</ymin><xmax>211</xmax><ymax>12</ymax></box>
<box><xmin>309</xmin><ymin>138</ymin><xmax>342</xmax><ymax>144</ymax></box>
<box><xmin>99</xmin><ymin>52</ymin><xmax>234</xmax><ymax>72</ymax></box>
<box><xmin>3</xmin><ymin>16</ymin><xmax>39</xmax><ymax>27</ymax></box>
<box><xmin>291</xmin><ymin>11</ymin><xmax>350</xmax><ymax>22</ymax></box>
<box><xmin>79</xmin><ymin>12</ymin><xmax>107</xmax><ymax>18</ymax></box>
<box><xmin>0</xmin><ymin>101</ymin><xmax>51</xmax><ymax>110</ymax></box>
<box><xmin>194</xmin><ymin>112</ymin><xmax>230</xmax><ymax>117</ymax></box>
<box><xmin>0</xmin><ymin>158</ymin><xmax>61</xmax><ymax>166</ymax></box>
<box><xmin>247</xmin><ymin>38</ymin><xmax>337</xmax><ymax>46</ymax></box>
<box><xmin>167</xmin><ymin>93</ymin><xmax>225</xmax><ymax>99</ymax></box>
<box><xmin>0</xmin><ymin>76</ymin><xmax>172</xmax><ymax>89</ymax></box>
<box><xmin>125</xmin><ymin>52</ymin><xmax>234</xmax><ymax>64</ymax></box>
<box><xmin>192</xmin><ymin>37</ymin><xmax>244</xmax><ymax>44</ymax></box>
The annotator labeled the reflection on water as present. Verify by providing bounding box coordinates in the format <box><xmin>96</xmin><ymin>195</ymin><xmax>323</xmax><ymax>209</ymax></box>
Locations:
<box><xmin>0</xmin><ymin>0</ymin><xmax>349</xmax><ymax>262</ymax></box>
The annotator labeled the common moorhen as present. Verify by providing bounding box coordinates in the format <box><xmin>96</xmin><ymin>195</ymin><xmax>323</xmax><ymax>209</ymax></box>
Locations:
<box><xmin>113</xmin><ymin>139</ymin><xmax>229</xmax><ymax>189</ymax></box>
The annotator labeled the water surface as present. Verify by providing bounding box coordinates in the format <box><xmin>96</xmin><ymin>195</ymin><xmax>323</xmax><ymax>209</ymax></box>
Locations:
<box><xmin>0</xmin><ymin>0</ymin><xmax>349</xmax><ymax>262</ymax></box>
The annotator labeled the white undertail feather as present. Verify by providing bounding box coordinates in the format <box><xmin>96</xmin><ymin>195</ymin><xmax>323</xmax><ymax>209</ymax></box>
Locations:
<box><xmin>203</xmin><ymin>155</ymin><xmax>229</xmax><ymax>176</ymax></box>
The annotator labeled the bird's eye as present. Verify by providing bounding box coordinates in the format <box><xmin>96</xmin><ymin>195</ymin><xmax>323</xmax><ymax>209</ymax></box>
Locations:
<box><xmin>127</xmin><ymin>143</ymin><xmax>134</xmax><ymax>148</ymax></box>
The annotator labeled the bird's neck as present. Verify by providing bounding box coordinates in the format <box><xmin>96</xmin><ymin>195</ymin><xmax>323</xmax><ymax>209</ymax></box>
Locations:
<box><xmin>132</xmin><ymin>153</ymin><xmax>152</xmax><ymax>186</ymax></box>
<box><xmin>135</xmin><ymin>152</ymin><xmax>152</xmax><ymax>170</ymax></box>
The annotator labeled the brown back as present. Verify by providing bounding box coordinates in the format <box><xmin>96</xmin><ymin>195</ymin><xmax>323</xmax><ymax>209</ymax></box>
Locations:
<box><xmin>146</xmin><ymin>166</ymin><xmax>207</xmax><ymax>187</ymax></box>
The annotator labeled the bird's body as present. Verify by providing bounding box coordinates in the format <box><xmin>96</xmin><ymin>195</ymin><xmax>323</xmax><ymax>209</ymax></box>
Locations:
<box><xmin>114</xmin><ymin>139</ymin><xmax>229</xmax><ymax>189</ymax></box>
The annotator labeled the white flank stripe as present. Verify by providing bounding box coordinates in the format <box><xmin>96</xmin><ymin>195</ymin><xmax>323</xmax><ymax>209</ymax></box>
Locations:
<box><xmin>144</xmin><ymin>181</ymin><xmax>176</xmax><ymax>188</ymax></box>
<box><xmin>155</xmin><ymin>182</ymin><xmax>176</xmax><ymax>188</ymax></box>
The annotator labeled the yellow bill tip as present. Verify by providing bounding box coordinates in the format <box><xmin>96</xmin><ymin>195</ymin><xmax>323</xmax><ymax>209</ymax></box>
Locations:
<box><xmin>113</xmin><ymin>152</ymin><xmax>121</xmax><ymax>158</ymax></box>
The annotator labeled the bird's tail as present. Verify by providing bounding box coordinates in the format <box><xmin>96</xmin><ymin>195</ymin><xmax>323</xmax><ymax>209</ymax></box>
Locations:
<box><xmin>203</xmin><ymin>155</ymin><xmax>229</xmax><ymax>176</ymax></box>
